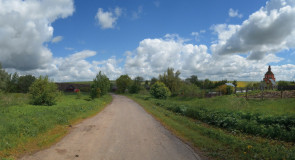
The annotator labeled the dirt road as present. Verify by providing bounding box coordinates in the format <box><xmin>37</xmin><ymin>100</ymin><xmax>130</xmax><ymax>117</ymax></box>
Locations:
<box><xmin>21</xmin><ymin>95</ymin><xmax>201</xmax><ymax>160</ymax></box>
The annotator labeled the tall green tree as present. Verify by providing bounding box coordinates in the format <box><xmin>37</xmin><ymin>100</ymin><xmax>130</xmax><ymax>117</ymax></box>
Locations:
<box><xmin>116</xmin><ymin>75</ymin><xmax>132</xmax><ymax>93</ymax></box>
<box><xmin>17</xmin><ymin>75</ymin><xmax>36</xmax><ymax>93</ymax></box>
<box><xmin>0</xmin><ymin>63</ymin><xmax>9</xmax><ymax>92</ymax></box>
<box><xmin>159</xmin><ymin>68</ymin><xmax>181</xmax><ymax>95</ymax></box>
<box><xmin>91</xmin><ymin>71</ymin><xmax>110</xmax><ymax>99</ymax></box>
<box><xmin>129</xmin><ymin>76</ymin><xmax>144</xmax><ymax>94</ymax></box>
<box><xmin>6</xmin><ymin>72</ymin><xmax>19</xmax><ymax>93</ymax></box>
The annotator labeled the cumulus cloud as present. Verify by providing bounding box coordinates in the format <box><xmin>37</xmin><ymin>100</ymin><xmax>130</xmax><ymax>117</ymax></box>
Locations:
<box><xmin>124</xmin><ymin>35</ymin><xmax>293</xmax><ymax>81</ymax></box>
<box><xmin>6</xmin><ymin>50</ymin><xmax>122</xmax><ymax>82</ymax></box>
<box><xmin>228</xmin><ymin>8</ymin><xmax>243</xmax><ymax>18</ymax></box>
<box><xmin>95</xmin><ymin>7</ymin><xmax>122</xmax><ymax>29</ymax></box>
<box><xmin>0</xmin><ymin>0</ymin><xmax>74</xmax><ymax>71</ymax></box>
<box><xmin>212</xmin><ymin>0</ymin><xmax>295</xmax><ymax>60</ymax></box>
<box><xmin>51</xmin><ymin>36</ymin><xmax>63</xmax><ymax>43</ymax></box>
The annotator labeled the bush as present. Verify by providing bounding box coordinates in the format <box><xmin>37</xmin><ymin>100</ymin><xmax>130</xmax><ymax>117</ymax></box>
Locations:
<box><xmin>90</xmin><ymin>71</ymin><xmax>110</xmax><ymax>99</ymax></box>
<box><xmin>150</xmin><ymin>82</ymin><xmax>171</xmax><ymax>99</ymax></box>
<box><xmin>29</xmin><ymin>76</ymin><xmax>59</xmax><ymax>106</ymax></box>
<box><xmin>178</xmin><ymin>82</ymin><xmax>201</xmax><ymax>97</ymax></box>
<box><xmin>116</xmin><ymin>75</ymin><xmax>132</xmax><ymax>93</ymax></box>
<box><xmin>218</xmin><ymin>84</ymin><xmax>234</xmax><ymax>95</ymax></box>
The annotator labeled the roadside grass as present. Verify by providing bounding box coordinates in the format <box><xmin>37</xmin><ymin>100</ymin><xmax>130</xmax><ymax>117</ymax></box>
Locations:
<box><xmin>0</xmin><ymin>92</ymin><xmax>112</xmax><ymax>159</ymax></box>
<box><xmin>127</xmin><ymin>94</ymin><xmax>295</xmax><ymax>160</ymax></box>
<box><xmin>170</xmin><ymin>94</ymin><xmax>295</xmax><ymax>116</ymax></box>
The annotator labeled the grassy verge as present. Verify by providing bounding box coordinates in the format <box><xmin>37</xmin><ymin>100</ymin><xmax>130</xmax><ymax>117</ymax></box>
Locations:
<box><xmin>0</xmin><ymin>92</ymin><xmax>112</xmax><ymax>159</ymax></box>
<box><xmin>127</xmin><ymin>94</ymin><xmax>295</xmax><ymax>160</ymax></box>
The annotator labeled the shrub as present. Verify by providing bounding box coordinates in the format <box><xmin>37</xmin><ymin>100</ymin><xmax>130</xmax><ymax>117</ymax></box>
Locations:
<box><xmin>74</xmin><ymin>89</ymin><xmax>81</xmax><ymax>99</ymax></box>
<box><xmin>116</xmin><ymin>75</ymin><xmax>132</xmax><ymax>93</ymax></box>
<box><xmin>218</xmin><ymin>84</ymin><xmax>234</xmax><ymax>95</ymax></box>
<box><xmin>90</xmin><ymin>71</ymin><xmax>110</xmax><ymax>99</ymax></box>
<box><xmin>29</xmin><ymin>76</ymin><xmax>59</xmax><ymax>106</ymax></box>
<box><xmin>150</xmin><ymin>82</ymin><xmax>171</xmax><ymax>99</ymax></box>
<box><xmin>178</xmin><ymin>82</ymin><xmax>201</xmax><ymax>97</ymax></box>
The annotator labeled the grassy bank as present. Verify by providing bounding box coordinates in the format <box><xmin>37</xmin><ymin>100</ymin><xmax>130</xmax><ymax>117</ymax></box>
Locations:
<box><xmin>0</xmin><ymin>92</ymin><xmax>112</xmax><ymax>159</ymax></box>
<box><xmin>128</xmin><ymin>94</ymin><xmax>295</xmax><ymax>160</ymax></box>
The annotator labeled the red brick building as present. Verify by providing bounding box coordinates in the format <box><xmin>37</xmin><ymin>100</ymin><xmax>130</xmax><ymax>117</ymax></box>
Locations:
<box><xmin>263</xmin><ymin>65</ymin><xmax>275</xmax><ymax>84</ymax></box>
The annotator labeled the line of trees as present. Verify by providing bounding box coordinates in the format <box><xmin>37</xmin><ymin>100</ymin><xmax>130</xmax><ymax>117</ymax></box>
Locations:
<box><xmin>0</xmin><ymin>64</ymin><xmax>36</xmax><ymax>93</ymax></box>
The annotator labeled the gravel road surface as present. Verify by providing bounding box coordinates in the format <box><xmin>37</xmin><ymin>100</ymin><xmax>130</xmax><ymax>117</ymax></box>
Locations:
<box><xmin>21</xmin><ymin>95</ymin><xmax>201</xmax><ymax>160</ymax></box>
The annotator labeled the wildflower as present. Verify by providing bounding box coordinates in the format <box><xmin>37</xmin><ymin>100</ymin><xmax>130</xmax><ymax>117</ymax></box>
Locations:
<box><xmin>244</xmin><ymin>152</ymin><xmax>247</xmax><ymax>154</ymax></box>
<box><xmin>247</xmin><ymin>145</ymin><xmax>252</xmax><ymax>149</ymax></box>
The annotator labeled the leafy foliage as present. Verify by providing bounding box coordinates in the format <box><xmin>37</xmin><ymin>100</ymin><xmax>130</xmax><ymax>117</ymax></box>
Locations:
<box><xmin>150</xmin><ymin>82</ymin><xmax>171</xmax><ymax>99</ymax></box>
<box><xmin>6</xmin><ymin>72</ymin><xmax>19</xmax><ymax>93</ymax></box>
<box><xmin>116</xmin><ymin>74</ymin><xmax>132</xmax><ymax>93</ymax></box>
<box><xmin>218</xmin><ymin>84</ymin><xmax>234</xmax><ymax>95</ymax></box>
<box><xmin>29</xmin><ymin>76</ymin><xmax>59</xmax><ymax>106</ymax></box>
<box><xmin>129</xmin><ymin>76</ymin><xmax>144</xmax><ymax>94</ymax></box>
<box><xmin>159</xmin><ymin>68</ymin><xmax>181</xmax><ymax>95</ymax></box>
<box><xmin>151</xmin><ymin>98</ymin><xmax>295</xmax><ymax>142</ymax></box>
<box><xmin>17</xmin><ymin>75</ymin><xmax>36</xmax><ymax>93</ymax></box>
<box><xmin>0</xmin><ymin>64</ymin><xmax>9</xmax><ymax>92</ymax></box>
<box><xmin>178</xmin><ymin>82</ymin><xmax>201</xmax><ymax>97</ymax></box>
<box><xmin>150</xmin><ymin>77</ymin><xmax>158</xmax><ymax>86</ymax></box>
<box><xmin>90</xmin><ymin>71</ymin><xmax>110</xmax><ymax>99</ymax></box>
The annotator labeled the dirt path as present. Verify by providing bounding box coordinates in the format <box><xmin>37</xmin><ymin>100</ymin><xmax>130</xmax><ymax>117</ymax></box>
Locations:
<box><xmin>21</xmin><ymin>95</ymin><xmax>201</xmax><ymax>160</ymax></box>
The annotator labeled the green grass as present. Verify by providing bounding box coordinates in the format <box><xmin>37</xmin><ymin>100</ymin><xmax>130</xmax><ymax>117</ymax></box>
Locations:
<box><xmin>128</xmin><ymin>94</ymin><xmax>295</xmax><ymax>160</ymax></box>
<box><xmin>0</xmin><ymin>92</ymin><xmax>112</xmax><ymax>159</ymax></box>
<box><xmin>170</xmin><ymin>94</ymin><xmax>295</xmax><ymax>116</ymax></box>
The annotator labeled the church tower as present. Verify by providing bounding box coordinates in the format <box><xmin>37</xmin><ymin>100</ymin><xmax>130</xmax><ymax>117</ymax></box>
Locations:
<box><xmin>263</xmin><ymin>65</ymin><xmax>275</xmax><ymax>84</ymax></box>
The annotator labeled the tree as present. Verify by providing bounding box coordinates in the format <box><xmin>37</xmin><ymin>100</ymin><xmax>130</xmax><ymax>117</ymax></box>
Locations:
<box><xmin>116</xmin><ymin>75</ymin><xmax>132</xmax><ymax>93</ymax></box>
<box><xmin>0</xmin><ymin>63</ymin><xmax>9</xmax><ymax>92</ymax></box>
<box><xmin>150</xmin><ymin>82</ymin><xmax>171</xmax><ymax>99</ymax></box>
<box><xmin>17</xmin><ymin>75</ymin><xmax>36</xmax><ymax>93</ymax></box>
<box><xmin>6</xmin><ymin>72</ymin><xmax>19</xmax><ymax>93</ymax></box>
<box><xmin>29</xmin><ymin>76</ymin><xmax>59</xmax><ymax>106</ymax></box>
<box><xmin>150</xmin><ymin>77</ymin><xmax>158</xmax><ymax>86</ymax></box>
<box><xmin>202</xmin><ymin>79</ymin><xmax>214</xmax><ymax>89</ymax></box>
<box><xmin>179</xmin><ymin>82</ymin><xmax>201</xmax><ymax>97</ymax></box>
<box><xmin>186</xmin><ymin>75</ymin><xmax>198</xmax><ymax>84</ymax></box>
<box><xmin>232</xmin><ymin>80</ymin><xmax>238</xmax><ymax>87</ymax></box>
<box><xmin>278</xmin><ymin>81</ymin><xmax>290</xmax><ymax>91</ymax></box>
<box><xmin>159</xmin><ymin>68</ymin><xmax>181</xmax><ymax>96</ymax></box>
<box><xmin>91</xmin><ymin>71</ymin><xmax>110</xmax><ymax>99</ymax></box>
<box><xmin>129</xmin><ymin>76</ymin><xmax>144</xmax><ymax>94</ymax></box>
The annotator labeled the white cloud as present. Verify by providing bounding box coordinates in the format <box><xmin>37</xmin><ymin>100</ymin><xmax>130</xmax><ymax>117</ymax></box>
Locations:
<box><xmin>95</xmin><ymin>7</ymin><xmax>122</xmax><ymax>29</ymax></box>
<box><xmin>212</xmin><ymin>0</ymin><xmax>295</xmax><ymax>60</ymax></box>
<box><xmin>132</xmin><ymin>6</ymin><xmax>143</xmax><ymax>20</ymax></box>
<box><xmin>191</xmin><ymin>30</ymin><xmax>206</xmax><ymax>41</ymax></box>
<box><xmin>6</xmin><ymin>50</ymin><xmax>122</xmax><ymax>82</ymax></box>
<box><xmin>228</xmin><ymin>8</ymin><xmax>243</xmax><ymax>18</ymax></box>
<box><xmin>51</xmin><ymin>36</ymin><xmax>63</xmax><ymax>43</ymax></box>
<box><xmin>0</xmin><ymin>0</ymin><xmax>74</xmax><ymax>70</ymax></box>
<box><xmin>124</xmin><ymin>35</ymin><xmax>294</xmax><ymax>81</ymax></box>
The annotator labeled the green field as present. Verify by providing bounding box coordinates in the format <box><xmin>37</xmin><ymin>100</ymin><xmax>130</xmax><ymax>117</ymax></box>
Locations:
<box><xmin>128</xmin><ymin>94</ymin><xmax>295</xmax><ymax>160</ymax></box>
<box><xmin>0</xmin><ymin>92</ymin><xmax>112</xmax><ymax>159</ymax></box>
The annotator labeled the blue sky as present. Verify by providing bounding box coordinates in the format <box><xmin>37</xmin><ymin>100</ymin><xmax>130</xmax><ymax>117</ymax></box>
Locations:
<box><xmin>50</xmin><ymin>0</ymin><xmax>267</xmax><ymax>60</ymax></box>
<box><xmin>1</xmin><ymin>0</ymin><xmax>295</xmax><ymax>81</ymax></box>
